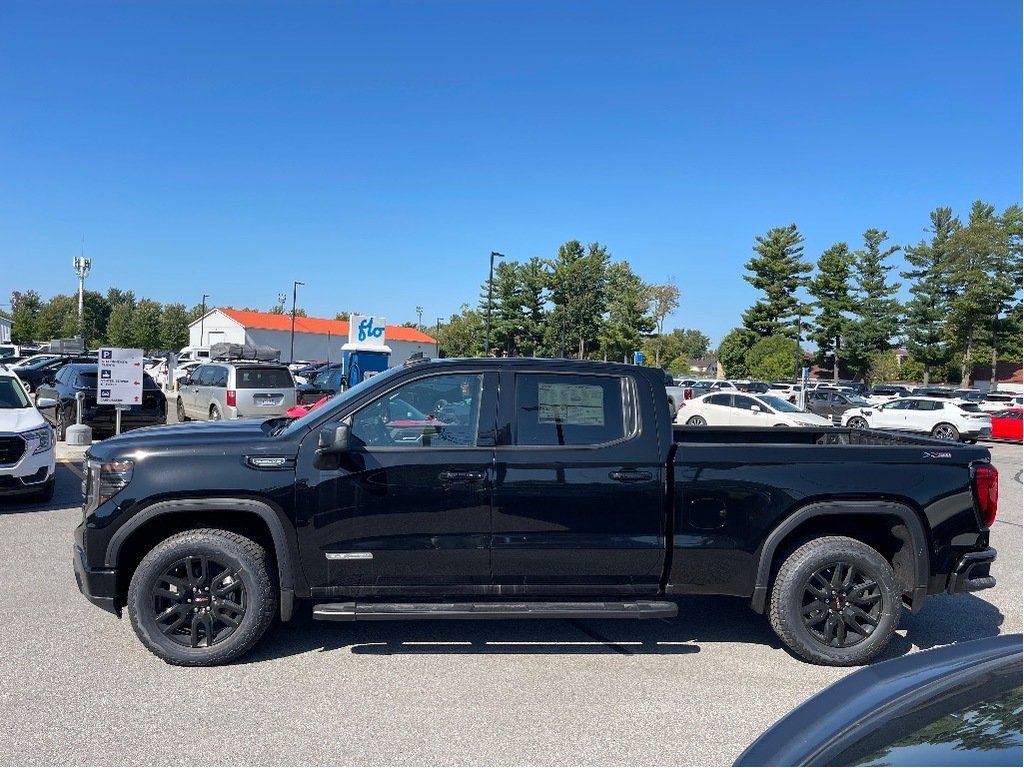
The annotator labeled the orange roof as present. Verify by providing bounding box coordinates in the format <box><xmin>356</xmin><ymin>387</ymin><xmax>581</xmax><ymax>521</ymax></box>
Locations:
<box><xmin>219</xmin><ymin>308</ymin><xmax>437</xmax><ymax>344</ymax></box>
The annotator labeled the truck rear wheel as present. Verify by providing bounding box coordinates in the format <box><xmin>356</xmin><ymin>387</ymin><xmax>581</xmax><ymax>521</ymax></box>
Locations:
<box><xmin>768</xmin><ymin>536</ymin><xmax>900</xmax><ymax>666</ymax></box>
<box><xmin>127</xmin><ymin>528</ymin><xmax>276</xmax><ymax>666</ymax></box>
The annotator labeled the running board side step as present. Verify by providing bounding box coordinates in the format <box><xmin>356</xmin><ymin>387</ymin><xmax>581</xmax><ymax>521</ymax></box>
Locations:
<box><xmin>312</xmin><ymin>600</ymin><xmax>678</xmax><ymax>622</ymax></box>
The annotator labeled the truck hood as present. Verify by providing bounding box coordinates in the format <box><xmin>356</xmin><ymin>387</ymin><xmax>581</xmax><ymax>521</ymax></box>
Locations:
<box><xmin>85</xmin><ymin>419</ymin><xmax>277</xmax><ymax>462</ymax></box>
<box><xmin>0</xmin><ymin>407</ymin><xmax>49</xmax><ymax>433</ymax></box>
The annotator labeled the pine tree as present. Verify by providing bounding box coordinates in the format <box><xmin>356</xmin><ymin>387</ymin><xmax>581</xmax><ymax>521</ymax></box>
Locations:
<box><xmin>844</xmin><ymin>230</ymin><xmax>902</xmax><ymax>380</ymax></box>
<box><xmin>807</xmin><ymin>242</ymin><xmax>854</xmax><ymax>382</ymax></box>
<box><xmin>600</xmin><ymin>261</ymin><xmax>653</xmax><ymax>363</ymax></box>
<box><xmin>902</xmin><ymin>208</ymin><xmax>959</xmax><ymax>384</ymax></box>
<box><xmin>741</xmin><ymin>225</ymin><xmax>811</xmax><ymax>338</ymax></box>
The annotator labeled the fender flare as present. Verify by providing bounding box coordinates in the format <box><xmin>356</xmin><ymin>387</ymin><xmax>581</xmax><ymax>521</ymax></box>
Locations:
<box><xmin>749</xmin><ymin>500</ymin><xmax>930</xmax><ymax>615</ymax></box>
<box><xmin>105</xmin><ymin>497</ymin><xmax>296</xmax><ymax>621</ymax></box>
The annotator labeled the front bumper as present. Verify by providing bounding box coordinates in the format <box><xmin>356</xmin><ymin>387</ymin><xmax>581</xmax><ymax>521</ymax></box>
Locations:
<box><xmin>947</xmin><ymin>547</ymin><xmax>997</xmax><ymax>594</ymax></box>
<box><xmin>0</xmin><ymin>441</ymin><xmax>55</xmax><ymax>497</ymax></box>
<box><xmin>73</xmin><ymin>544</ymin><xmax>120</xmax><ymax>616</ymax></box>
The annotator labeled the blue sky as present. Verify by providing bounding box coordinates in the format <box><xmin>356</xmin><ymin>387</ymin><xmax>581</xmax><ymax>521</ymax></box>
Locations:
<box><xmin>1</xmin><ymin>0</ymin><xmax>1020</xmax><ymax>347</ymax></box>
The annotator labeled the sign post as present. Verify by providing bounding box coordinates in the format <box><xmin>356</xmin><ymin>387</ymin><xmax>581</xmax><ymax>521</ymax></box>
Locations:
<box><xmin>97</xmin><ymin>348</ymin><xmax>144</xmax><ymax>435</ymax></box>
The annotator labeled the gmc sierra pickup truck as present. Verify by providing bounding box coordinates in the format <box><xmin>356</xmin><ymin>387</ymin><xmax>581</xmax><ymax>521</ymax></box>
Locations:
<box><xmin>74</xmin><ymin>357</ymin><xmax>1000</xmax><ymax>667</ymax></box>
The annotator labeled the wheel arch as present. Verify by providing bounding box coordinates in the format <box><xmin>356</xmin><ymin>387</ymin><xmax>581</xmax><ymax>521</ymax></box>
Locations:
<box><xmin>750</xmin><ymin>500</ymin><xmax>930</xmax><ymax>616</ymax></box>
<box><xmin>106</xmin><ymin>498</ymin><xmax>296</xmax><ymax>621</ymax></box>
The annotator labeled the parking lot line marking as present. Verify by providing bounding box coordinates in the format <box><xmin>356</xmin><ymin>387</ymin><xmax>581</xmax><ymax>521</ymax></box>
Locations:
<box><xmin>60</xmin><ymin>461</ymin><xmax>85</xmax><ymax>480</ymax></box>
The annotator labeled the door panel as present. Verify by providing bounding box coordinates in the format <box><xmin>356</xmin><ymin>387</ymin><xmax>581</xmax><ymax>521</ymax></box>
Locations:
<box><xmin>294</xmin><ymin>371</ymin><xmax>497</xmax><ymax>597</ymax></box>
<box><xmin>490</xmin><ymin>371</ymin><xmax>665</xmax><ymax>593</ymax></box>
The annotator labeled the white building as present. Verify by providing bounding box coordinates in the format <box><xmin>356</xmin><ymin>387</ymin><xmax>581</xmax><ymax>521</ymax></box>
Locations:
<box><xmin>188</xmin><ymin>308</ymin><xmax>438</xmax><ymax>364</ymax></box>
<box><xmin>0</xmin><ymin>317</ymin><xmax>11</xmax><ymax>344</ymax></box>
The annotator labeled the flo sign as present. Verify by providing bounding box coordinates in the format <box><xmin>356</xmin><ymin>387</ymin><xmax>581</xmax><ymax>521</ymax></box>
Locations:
<box><xmin>349</xmin><ymin>315</ymin><xmax>387</xmax><ymax>348</ymax></box>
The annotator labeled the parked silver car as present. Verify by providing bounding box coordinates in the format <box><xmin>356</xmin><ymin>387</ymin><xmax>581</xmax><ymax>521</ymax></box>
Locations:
<box><xmin>175</xmin><ymin>362</ymin><xmax>297</xmax><ymax>421</ymax></box>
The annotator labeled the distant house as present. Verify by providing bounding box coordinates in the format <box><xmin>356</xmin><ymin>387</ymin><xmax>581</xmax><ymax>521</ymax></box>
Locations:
<box><xmin>970</xmin><ymin>361</ymin><xmax>1024</xmax><ymax>394</ymax></box>
<box><xmin>687</xmin><ymin>358</ymin><xmax>719</xmax><ymax>378</ymax></box>
<box><xmin>188</xmin><ymin>308</ymin><xmax>438</xmax><ymax>365</ymax></box>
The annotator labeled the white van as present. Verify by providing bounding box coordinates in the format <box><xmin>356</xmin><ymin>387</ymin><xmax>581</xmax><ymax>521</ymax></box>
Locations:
<box><xmin>177</xmin><ymin>346</ymin><xmax>211</xmax><ymax>364</ymax></box>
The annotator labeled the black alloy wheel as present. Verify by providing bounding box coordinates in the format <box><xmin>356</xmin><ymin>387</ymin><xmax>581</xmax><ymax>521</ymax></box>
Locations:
<box><xmin>128</xmin><ymin>528</ymin><xmax>276</xmax><ymax>666</ymax></box>
<box><xmin>148</xmin><ymin>554</ymin><xmax>247</xmax><ymax>649</ymax></box>
<box><xmin>768</xmin><ymin>536</ymin><xmax>900</xmax><ymax>666</ymax></box>
<box><xmin>847</xmin><ymin>416</ymin><xmax>868</xmax><ymax>430</ymax></box>
<box><xmin>931</xmin><ymin>422</ymin><xmax>960</xmax><ymax>442</ymax></box>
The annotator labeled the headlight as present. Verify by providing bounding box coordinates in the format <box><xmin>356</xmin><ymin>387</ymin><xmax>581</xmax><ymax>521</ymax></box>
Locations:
<box><xmin>21</xmin><ymin>426</ymin><xmax>54</xmax><ymax>455</ymax></box>
<box><xmin>84</xmin><ymin>458</ymin><xmax>134</xmax><ymax>510</ymax></box>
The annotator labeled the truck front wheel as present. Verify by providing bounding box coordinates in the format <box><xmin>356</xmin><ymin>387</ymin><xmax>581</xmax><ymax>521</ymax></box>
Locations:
<box><xmin>768</xmin><ymin>536</ymin><xmax>900</xmax><ymax>666</ymax></box>
<box><xmin>127</xmin><ymin>528</ymin><xmax>277</xmax><ymax>666</ymax></box>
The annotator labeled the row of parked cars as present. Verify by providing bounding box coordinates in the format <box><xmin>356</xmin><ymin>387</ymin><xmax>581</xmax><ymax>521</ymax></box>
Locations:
<box><xmin>672</xmin><ymin>378</ymin><xmax>1023</xmax><ymax>442</ymax></box>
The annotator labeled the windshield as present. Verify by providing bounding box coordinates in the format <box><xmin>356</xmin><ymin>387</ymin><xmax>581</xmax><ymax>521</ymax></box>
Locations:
<box><xmin>270</xmin><ymin>364</ymin><xmax>408</xmax><ymax>437</ymax></box>
<box><xmin>761</xmin><ymin>395</ymin><xmax>800</xmax><ymax>412</ymax></box>
<box><xmin>0</xmin><ymin>377</ymin><xmax>31</xmax><ymax>408</ymax></box>
<box><xmin>847</xmin><ymin>395</ymin><xmax>870</xmax><ymax>405</ymax></box>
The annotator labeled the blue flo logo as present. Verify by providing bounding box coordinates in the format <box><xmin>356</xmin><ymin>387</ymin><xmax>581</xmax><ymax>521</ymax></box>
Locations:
<box><xmin>358</xmin><ymin>317</ymin><xmax>384</xmax><ymax>342</ymax></box>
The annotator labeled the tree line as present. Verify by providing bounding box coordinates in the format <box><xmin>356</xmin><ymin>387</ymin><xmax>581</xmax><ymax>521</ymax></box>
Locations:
<box><xmin>6</xmin><ymin>200</ymin><xmax>1019</xmax><ymax>386</ymax></box>
<box><xmin>433</xmin><ymin>239</ymin><xmax>711</xmax><ymax>371</ymax></box>
<box><xmin>718</xmin><ymin>201</ymin><xmax>1022</xmax><ymax>386</ymax></box>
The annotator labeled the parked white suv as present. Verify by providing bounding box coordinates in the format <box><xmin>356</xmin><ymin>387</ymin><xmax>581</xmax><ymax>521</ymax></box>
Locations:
<box><xmin>841</xmin><ymin>396</ymin><xmax>992</xmax><ymax>442</ymax></box>
<box><xmin>0</xmin><ymin>367</ymin><xmax>57</xmax><ymax>501</ymax></box>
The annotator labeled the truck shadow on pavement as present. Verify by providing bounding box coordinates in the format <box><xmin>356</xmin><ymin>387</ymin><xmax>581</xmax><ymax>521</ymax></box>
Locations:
<box><xmin>242</xmin><ymin>592</ymin><xmax>1005</xmax><ymax>665</ymax></box>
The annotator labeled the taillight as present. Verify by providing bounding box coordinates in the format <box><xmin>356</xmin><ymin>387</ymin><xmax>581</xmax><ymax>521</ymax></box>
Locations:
<box><xmin>226</xmin><ymin>390</ymin><xmax>237</xmax><ymax>407</ymax></box>
<box><xmin>973</xmin><ymin>463</ymin><xmax>999</xmax><ymax>528</ymax></box>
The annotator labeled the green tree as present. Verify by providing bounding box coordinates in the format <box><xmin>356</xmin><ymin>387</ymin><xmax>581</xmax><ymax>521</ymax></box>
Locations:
<box><xmin>545</xmin><ymin>240</ymin><xmax>609</xmax><ymax>358</ymax></box>
<box><xmin>844</xmin><ymin>229</ymin><xmax>902</xmax><ymax>380</ymax></box>
<box><xmin>106</xmin><ymin>302</ymin><xmax>135</xmax><ymax>347</ymax></box>
<box><xmin>80</xmin><ymin>290</ymin><xmax>111</xmax><ymax>348</ymax></box>
<box><xmin>160</xmin><ymin>303</ymin><xmax>191</xmax><ymax>351</ymax></box>
<box><xmin>717</xmin><ymin>327</ymin><xmax>757</xmax><ymax>379</ymax></box>
<box><xmin>868</xmin><ymin>350</ymin><xmax>903</xmax><ymax>385</ymax></box>
<box><xmin>646</xmin><ymin>279</ymin><xmax>680</xmax><ymax>367</ymax></box>
<box><xmin>516</xmin><ymin>256</ymin><xmax>550</xmax><ymax>356</ymax></box>
<box><xmin>599</xmin><ymin>262</ymin><xmax>653</xmax><ymax>363</ymax></box>
<box><xmin>945</xmin><ymin>202</ymin><xmax>1022</xmax><ymax>387</ymax></box>
<box><xmin>746</xmin><ymin>335</ymin><xmax>797</xmax><ymax>381</ymax></box>
<box><xmin>483</xmin><ymin>260</ymin><xmax>528</xmax><ymax>356</ymax></box>
<box><xmin>902</xmin><ymin>208</ymin><xmax>959</xmax><ymax>384</ymax></box>
<box><xmin>35</xmin><ymin>295</ymin><xmax>78</xmax><ymax>341</ymax></box>
<box><xmin>9</xmin><ymin>290</ymin><xmax>42</xmax><ymax>344</ymax></box>
<box><xmin>807</xmin><ymin>243</ymin><xmax>854</xmax><ymax>382</ymax></box>
<box><xmin>741</xmin><ymin>225</ymin><xmax>811</xmax><ymax>338</ymax></box>
<box><xmin>436</xmin><ymin>305</ymin><xmax>485</xmax><ymax>358</ymax></box>
<box><xmin>106</xmin><ymin>288</ymin><xmax>136</xmax><ymax>309</ymax></box>
<box><xmin>646</xmin><ymin>328</ymin><xmax>711</xmax><ymax>373</ymax></box>
<box><xmin>130</xmin><ymin>299</ymin><xmax>163</xmax><ymax>352</ymax></box>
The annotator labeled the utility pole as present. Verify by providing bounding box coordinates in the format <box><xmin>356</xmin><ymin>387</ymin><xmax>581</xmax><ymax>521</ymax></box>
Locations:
<box><xmin>199</xmin><ymin>294</ymin><xmax>209</xmax><ymax>347</ymax></box>
<box><xmin>485</xmin><ymin>251</ymin><xmax>504</xmax><ymax>356</ymax></box>
<box><xmin>290</xmin><ymin>280</ymin><xmax>304</xmax><ymax>363</ymax></box>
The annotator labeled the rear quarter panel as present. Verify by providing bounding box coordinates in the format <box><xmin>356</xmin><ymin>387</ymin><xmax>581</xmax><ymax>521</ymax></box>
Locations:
<box><xmin>668</xmin><ymin>432</ymin><xmax>991</xmax><ymax>599</ymax></box>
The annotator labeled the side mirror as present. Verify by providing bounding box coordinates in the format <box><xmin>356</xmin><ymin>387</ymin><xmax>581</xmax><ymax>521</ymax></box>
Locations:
<box><xmin>36</xmin><ymin>397</ymin><xmax>58</xmax><ymax>410</ymax></box>
<box><xmin>750</xmin><ymin>405</ymin><xmax>761</xmax><ymax>412</ymax></box>
<box><xmin>318</xmin><ymin>423</ymin><xmax>351</xmax><ymax>452</ymax></box>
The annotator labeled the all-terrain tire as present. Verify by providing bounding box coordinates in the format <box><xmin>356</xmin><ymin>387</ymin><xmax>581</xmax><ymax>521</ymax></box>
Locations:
<box><xmin>127</xmin><ymin>528</ymin><xmax>277</xmax><ymax>666</ymax></box>
<box><xmin>768</xmin><ymin>535</ymin><xmax>901</xmax><ymax>666</ymax></box>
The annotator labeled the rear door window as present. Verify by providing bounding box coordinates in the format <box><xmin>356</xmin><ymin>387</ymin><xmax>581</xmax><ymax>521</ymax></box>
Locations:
<box><xmin>515</xmin><ymin>373</ymin><xmax>630</xmax><ymax>447</ymax></box>
<box><xmin>236</xmin><ymin>367</ymin><xmax>294</xmax><ymax>389</ymax></box>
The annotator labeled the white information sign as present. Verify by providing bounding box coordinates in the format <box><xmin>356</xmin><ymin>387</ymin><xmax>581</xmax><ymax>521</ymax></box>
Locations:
<box><xmin>348</xmin><ymin>315</ymin><xmax>388</xmax><ymax>348</ymax></box>
<box><xmin>538</xmin><ymin>382</ymin><xmax>605</xmax><ymax>426</ymax></box>
<box><xmin>97</xmin><ymin>347</ymin><xmax>144</xmax><ymax>406</ymax></box>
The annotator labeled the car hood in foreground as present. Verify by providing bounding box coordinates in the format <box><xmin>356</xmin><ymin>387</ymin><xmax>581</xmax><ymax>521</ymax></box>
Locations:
<box><xmin>85</xmin><ymin>419</ymin><xmax>276</xmax><ymax>462</ymax></box>
<box><xmin>0</xmin><ymin>407</ymin><xmax>49</xmax><ymax>433</ymax></box>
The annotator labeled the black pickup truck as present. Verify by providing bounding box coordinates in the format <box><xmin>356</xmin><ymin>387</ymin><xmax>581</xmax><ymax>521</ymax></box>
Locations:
<box><xmin>74</xmin><ymin>357</ymin><xmax>1000</xmax><ymax>667</ymax></box>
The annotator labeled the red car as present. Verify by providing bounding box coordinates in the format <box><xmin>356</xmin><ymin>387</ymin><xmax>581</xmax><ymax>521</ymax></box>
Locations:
<box><xmin>990</xmin><ymin>408</ymin><xmax>1023</xmax><ymax>441</ymax></box>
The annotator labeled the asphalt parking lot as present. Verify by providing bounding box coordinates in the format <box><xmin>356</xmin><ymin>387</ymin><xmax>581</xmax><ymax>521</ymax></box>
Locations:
<box><xmin>0</xmin><ymin>439</ymin><xmax>1020</xmax><ymax>766</ymax></box>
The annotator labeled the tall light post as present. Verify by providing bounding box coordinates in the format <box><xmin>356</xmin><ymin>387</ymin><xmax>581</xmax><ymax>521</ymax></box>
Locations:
<box><xmin>416</xmin><ymin>305</ymin><xmax>423</xmax><ymax>329</ymax></box>
<box><xmin>290</xmin><ymin>280</ymin><xmax>304</xmax><ymax>363</ymax></box>
<box><xmin>485</xmin><ymin>251</ymin><xmax>504</xmax><ymax>357</ymax></box>
<box><xmin>72</xmin><ymin>256</ymin><xmax>91</xmax><ymax>337</ymax></box>
<box><xmin>199</xmin><ymin>293</ymin><xmax>209</xmax><ymax>346</ymax></box>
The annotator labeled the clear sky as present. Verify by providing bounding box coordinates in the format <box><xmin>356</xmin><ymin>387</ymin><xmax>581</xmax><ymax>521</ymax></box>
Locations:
<box><xmin>2</xmin><ymin>0</ymin><xmax>1020</xmax><ymax>347</ymax></box>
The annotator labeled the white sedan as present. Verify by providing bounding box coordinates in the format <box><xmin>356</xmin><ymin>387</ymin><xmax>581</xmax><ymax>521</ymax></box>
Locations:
<box><xmin>840</xmin><ymin>396</ymin><xmax>992</xmax><ymax>442</ymax></box>
<box><xmin>677</xmin><ymin>392</ymin><xmax>832</xmax><ymax>427</ymax></box>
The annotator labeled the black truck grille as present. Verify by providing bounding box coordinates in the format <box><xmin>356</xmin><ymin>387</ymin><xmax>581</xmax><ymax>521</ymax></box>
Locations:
<box><xmin>0</xmin><ymin>435</ymin><xmax>27</xmax><ymax>465</ymax></box>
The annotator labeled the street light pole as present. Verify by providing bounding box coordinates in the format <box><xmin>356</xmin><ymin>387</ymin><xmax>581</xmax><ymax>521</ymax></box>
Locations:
<box><xmin>485</xmin><ymin>251</ymin><xmax>504</xmax><ymax>357</ymax></box>
<box><xmin>200</xmin><ymin>293</ymin><xmax>209</xmax><ymax>346</ymax></box>
<box><xmin>290</xmin><ymin>280</ymin><xmax>304</xmax><ymax>363</ymax></box>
